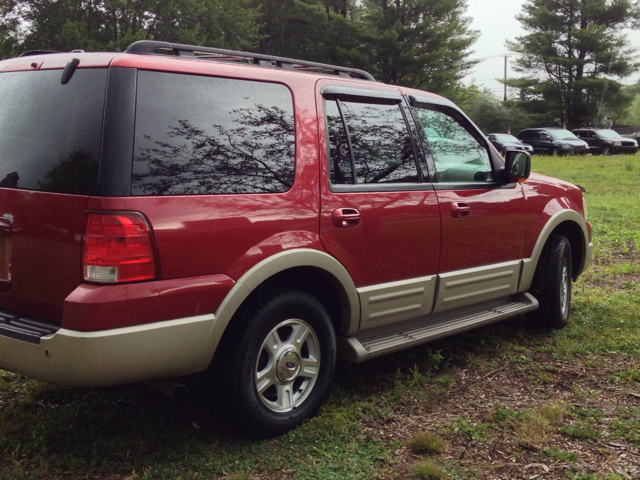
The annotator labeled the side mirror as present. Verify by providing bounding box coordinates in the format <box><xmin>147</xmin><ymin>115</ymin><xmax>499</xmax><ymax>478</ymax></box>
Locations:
<box><xmin>503</xmin><ymin>151</ymin><xmax>531</xmax><ymax>183</ymax></box>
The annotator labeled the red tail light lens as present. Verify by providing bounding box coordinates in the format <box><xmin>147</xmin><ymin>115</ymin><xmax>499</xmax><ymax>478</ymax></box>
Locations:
<box><xmin>83</xmin><ymin>212</ymin><xmax>156</xmax><ymax>283</ymax></box>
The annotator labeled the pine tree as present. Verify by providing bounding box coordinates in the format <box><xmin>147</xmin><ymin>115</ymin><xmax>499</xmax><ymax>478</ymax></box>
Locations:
<box><xmin>362</xmin><ymin>0</ymin><xmax>478</xmax><ymax>94</ymax></box>
<box><xmin>506</xmin><ymin>0</ymin><xmax>640</xmax><ymax>129</ymax></box>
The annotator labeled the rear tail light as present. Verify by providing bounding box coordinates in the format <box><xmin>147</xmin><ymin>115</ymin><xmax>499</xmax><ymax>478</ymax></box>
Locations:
<box><xmin>83</xmin><ymin>212</ymin><xmax>156</xmax><ymax>283</ymax></box>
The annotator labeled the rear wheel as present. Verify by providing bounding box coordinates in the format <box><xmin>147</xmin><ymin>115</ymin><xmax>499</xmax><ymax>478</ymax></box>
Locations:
<box><xmin>529</xmin><ymin>235</ymin><xmax>572</xmax><ymax>329</ymax></box>
<box><xmin>220</xmin><ymin>289</ymin><xmax>336</xmax><ymax>437</ymax></box>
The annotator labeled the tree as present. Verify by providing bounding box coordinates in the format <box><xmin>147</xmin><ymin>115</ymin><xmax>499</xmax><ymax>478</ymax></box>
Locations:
<box><xmin>506</xmin><ymin>0</ymin><xmax>640</xmax><ymax>129</ymax></box>
<box><xmin>362</xmin><ymin>0</ymin><xmax>478</xmax><ymax>94</ymax></box>
<box><xmin>462</xmin><ymin>93</ymin><xmax>535</xmax><ymax>135</ymax></box>
<box><xmin>0</xmin><ymin>0</ymin><xmax>19</xmax><ymax>58</ymax></box>
<box><xmin>253</xmin><ymin>0</ymin><xmax>371</xmax><ymax>69</ymax></box>
<box><xmin>253</xmin><ymin>0</ymin><xmax>478</xmax><ymax>94</ymax></box>
<box><xmin>2</xmin><ymin>0</ymin><xmax>261</xmax><ymax>57</ymax></box>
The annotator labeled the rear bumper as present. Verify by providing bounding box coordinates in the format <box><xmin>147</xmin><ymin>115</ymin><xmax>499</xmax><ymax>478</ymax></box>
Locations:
<box><xmin>0</xmin><ymin>314</ymin><xmax>216</xmax><ymax>387</ymax></box>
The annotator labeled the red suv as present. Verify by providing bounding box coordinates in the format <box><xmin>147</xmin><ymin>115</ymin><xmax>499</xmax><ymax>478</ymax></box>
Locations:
<box><xmin>0</xmin><ymin>41</ymin><xmax>593</xmax><ymax>436</ymax></box>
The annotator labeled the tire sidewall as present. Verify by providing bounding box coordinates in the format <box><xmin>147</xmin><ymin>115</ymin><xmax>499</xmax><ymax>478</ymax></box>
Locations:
<box><xmin>532</xmin><ymin>235</ymin><xmax>572</xmax><ymax>329</ymax></box>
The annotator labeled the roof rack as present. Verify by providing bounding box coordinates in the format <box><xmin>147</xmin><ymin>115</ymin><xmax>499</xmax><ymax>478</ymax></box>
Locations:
<box><xmin>124</xmin><ymin>40</ymin><xmax>376</xmax><ymax>81</ymax></box>
<box><xmin>19</xmin><ymin>50</ymin><xmax>59</xmax><ymax>57</ymax></box>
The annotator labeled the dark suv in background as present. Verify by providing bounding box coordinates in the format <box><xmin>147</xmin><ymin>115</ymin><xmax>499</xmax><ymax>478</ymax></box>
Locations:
<box><xmin>486</xmin><ymin>133</ymin><xmax>534</xmax><ymax>156</ymax></box>
<box><xmin>518</xmin><ymin>128</ymin><xmax>588</xmax><ymax>156</ymax></box>
<box><xmin>572</xmin><ymin>128</ymin><xmax>638</xmax><ymax>155</ymax></box>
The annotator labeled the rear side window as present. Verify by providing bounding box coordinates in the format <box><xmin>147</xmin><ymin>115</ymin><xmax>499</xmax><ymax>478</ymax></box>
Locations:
<box><xmin>132</xmin><ymin>72</ymin><xmax>296</xmax><ymax>196</ymax></box>
<box><xmin>325</xmin><ymin>99</ymin><xmax>418</xmax><ymax>185</ymax></box>
<box><xmin>0</xmin><ymin>69</ymin><xmax>106</xmax><ymax>195</ymax></box>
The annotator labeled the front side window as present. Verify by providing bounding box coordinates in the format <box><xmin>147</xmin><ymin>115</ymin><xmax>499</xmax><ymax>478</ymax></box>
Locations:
<box><xmin>132</xmin><ymin>72</ymin><xmax>295</xmax><ymax>196</ymax></box>
<box><xmin>326</xmin><ymin>99</ymin><xmax>418</xmax><ymax>185</ymax></box>
<box><xmin>0</xmin><ymin>69</ymin><xmax>106</xmax><ymax>195</ymax></box>
<box><xmin>413</xmin><ymin>106</ymin><xmax>493</xmax><ymax>183</ymax></box>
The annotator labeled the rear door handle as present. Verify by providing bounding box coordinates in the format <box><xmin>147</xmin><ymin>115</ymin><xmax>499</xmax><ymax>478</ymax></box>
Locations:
<box><xmin>332</xmin><ymin>208</ymin><xmax>361</xmax><ymax>228</ymax></box>
<box><xmin>451</xmin><ymin>202</ymin><xmax>470</xmax><ymax>219</ymax></box>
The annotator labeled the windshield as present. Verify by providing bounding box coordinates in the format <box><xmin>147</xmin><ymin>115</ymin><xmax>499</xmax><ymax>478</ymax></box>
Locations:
<box><xmin>0</xmin><ymin>68</ymin><xmax>107</xmax><ymax>194</ymax></box>
<box><xmin>493</xmin><ymin>134</ymin><xmax>520</xmax><ymax>142</ymax></box>
<box><xmin>596</xmin><ymin>130</ymin><xmax>622</xmax><ymax>139</ymax></box>
<box><xmin>548</xmin><ymin>129</ymin><xmax>579</xmax><ymax>141</ymax></box>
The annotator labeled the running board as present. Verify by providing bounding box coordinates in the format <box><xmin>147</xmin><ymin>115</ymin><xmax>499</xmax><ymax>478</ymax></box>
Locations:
<box><xmin>338</xmin><ymin>293</ymin><xmax>538</xmax><ymax>363</ymax></box>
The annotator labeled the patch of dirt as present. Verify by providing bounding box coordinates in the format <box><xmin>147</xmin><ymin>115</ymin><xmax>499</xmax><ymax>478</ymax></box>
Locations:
<box><xmin>369</xmin><ymin>353</ymin><xmax>640</xmax><ymax>479</ymax></box>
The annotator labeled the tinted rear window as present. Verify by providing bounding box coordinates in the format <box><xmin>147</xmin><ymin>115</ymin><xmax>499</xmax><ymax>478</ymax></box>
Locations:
<box><xmin>0</xmin><ymin>68</ymin><xmax>107</xmax><ymax>194</ymax></box>
<box><xmin>132</xmin><ymin>72</ymin><xmax>296</xmax><ymax>196</ymax></box>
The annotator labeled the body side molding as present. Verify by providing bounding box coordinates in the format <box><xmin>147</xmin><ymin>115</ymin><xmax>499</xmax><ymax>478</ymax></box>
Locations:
<box><xmin>357</xmin><ymin>275</ymin><xmax>437</xmax><ymax>330</ymax></box>
<box><xmin>433</xmin><ymin>260</ymin><xmax>522</xmax><ymax>313</ymax></box>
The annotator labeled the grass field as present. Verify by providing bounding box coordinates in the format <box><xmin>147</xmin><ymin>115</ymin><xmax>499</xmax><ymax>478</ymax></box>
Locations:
<box><xmin>1</xmin><ymin>154</ymin><xmax>639</xmax><ymax>480</ymax></box>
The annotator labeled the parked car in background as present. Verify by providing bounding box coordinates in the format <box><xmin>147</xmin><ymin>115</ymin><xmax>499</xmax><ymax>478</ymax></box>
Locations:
<box><xmin>487</xmin><ymin>133</ymin><xmax>534</xmax><ymax>156</ymax></box>
<box><xmin>0</xmin><ymin>41</ymin><xmax>593</xmax><ymax>437</ymax></box>
<box><xmin>517</xmin><ymin>128</ymin><xmax>589</xmax><ymax>156</ymax></box>
<box><xmin>572</xmin><ymin>128</ymin><xmax>638</xmax><ymax>155</ymax></box>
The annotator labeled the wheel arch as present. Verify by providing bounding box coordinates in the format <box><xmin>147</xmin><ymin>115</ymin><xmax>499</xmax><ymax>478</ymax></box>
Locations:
<box><xmin>519</xmin><ymin>210</ymin><xmax>590</xmax><ymax>292</ymax></box>
<box><xmin>203</xmin><ymin>249</ymin><xmax>360</xmax><ymax>367</ymax></box>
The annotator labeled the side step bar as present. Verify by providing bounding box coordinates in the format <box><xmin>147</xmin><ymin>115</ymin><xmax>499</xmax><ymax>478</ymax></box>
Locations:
<box><xmin>338</xmin><ymin>293</ymin><xmax>538</xmax><ymax>363</ymax></box>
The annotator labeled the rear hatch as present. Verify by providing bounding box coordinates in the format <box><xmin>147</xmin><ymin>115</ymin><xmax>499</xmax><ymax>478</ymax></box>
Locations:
<box><xmin>0</xmin><ymin>65</ymin><xmax>108</xmax><ymax>323</ymax></box>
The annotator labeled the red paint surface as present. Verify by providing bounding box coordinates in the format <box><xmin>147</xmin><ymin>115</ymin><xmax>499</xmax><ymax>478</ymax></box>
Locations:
<box><xmin>63</xmin><ymin>274</ymin><xmax>234</xmax><ymax>331</ymax></box>
<box><xmin>0</xmin><ymin>189</ymin><xmax>89</xmax><ymax>322</ymax></box>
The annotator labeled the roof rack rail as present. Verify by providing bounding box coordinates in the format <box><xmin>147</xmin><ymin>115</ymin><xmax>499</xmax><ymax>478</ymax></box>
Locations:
<box><xmin>19</xmin><ymin>50</ymin><xmax>58</xmax><ymax>57</ymax></box>
<box><xmin>124</xmin><ymin>40</ymin><xmax>376</xmax><ymax>81</ymax></box>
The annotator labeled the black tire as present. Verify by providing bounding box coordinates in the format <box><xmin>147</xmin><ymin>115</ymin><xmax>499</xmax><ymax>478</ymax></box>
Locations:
<box><xmin>220</xmin><ymin>289</ymin><xmax>336</xmax><ymax>437</ymax></box>
<box><xmin>529</xmin><ymin>235</ymin><xmax>572</xmax><ymax>329</ymax></box>
<box><xmin>551</xmin><ymin>148</ymin><xmax>562</xmax><ymax>157</ymax></box>
<box><xmin>601</xmin><ymin>145</ymin><xmax>612</xmax><ymax>156</ymax></box>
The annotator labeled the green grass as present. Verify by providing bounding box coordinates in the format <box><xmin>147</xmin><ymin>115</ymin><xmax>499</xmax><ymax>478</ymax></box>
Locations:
<box><xmin>1</xmin><ymin>154</ymin><xmax>640</xmax><ymax>478</ymax></box>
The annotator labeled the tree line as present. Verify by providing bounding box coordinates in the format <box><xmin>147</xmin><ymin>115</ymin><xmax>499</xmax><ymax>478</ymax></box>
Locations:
<box><xmin>0</xmin><ymin>0</ymin><xmax>478</xmax><ymax>99</ymax></box>
<box><xmin>1</xmin><ymin>0</ymin><xmax>639</xmax><ymax>131</ymax></box>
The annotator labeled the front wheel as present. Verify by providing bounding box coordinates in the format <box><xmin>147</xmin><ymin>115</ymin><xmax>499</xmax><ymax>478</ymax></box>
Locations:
<box><xmin>222</xmin><ymin>290</ymin><xmax>336</xmax><ymax>437</ymax></box>
<box><xmin>601</xmin><ymin>145</ymin><xmax>612</xmax><ymax>156</ymax></box>
<box><xmin>551</xmin><ymin>148</ymin><xmax>562</xmax><ymax>157</ymax></box>
<box><xmin>529</xmin><ymin>235</ymin><xmax>572</xmax><ymax>329</ymax></box>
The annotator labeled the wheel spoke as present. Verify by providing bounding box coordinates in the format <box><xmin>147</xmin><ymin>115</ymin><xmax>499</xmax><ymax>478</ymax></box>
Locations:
<box><xmin>275</xmin><ymin>383</ymin><xmax>294</xmax><ymax>410</ymax></box>
<box><xmin>292</xmin><ymin>323</ymin><xmax>310</xmax><ymax>348</ymax></box>
<box><xmin>300</xmin><ymin>357</ymin><xmax>320</xmax><ymax>379</ymax></box>
<box><xmin>264</xmin><ymin>330</ymin><xmax>283</xmax><ymax>357</ymax></box>
<box><xmin>256</xmin><ymin>362</ymin><xmax>277</xmax><ymax>395</ymax></box>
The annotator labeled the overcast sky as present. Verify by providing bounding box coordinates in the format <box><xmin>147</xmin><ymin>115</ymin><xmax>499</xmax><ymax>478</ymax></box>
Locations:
<box><xmin>463</xmin><ymin>0</ymin><xmax>640</xmax><ymax>98</ymax></box>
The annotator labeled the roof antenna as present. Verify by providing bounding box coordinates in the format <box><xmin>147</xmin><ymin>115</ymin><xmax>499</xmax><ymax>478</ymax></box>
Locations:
<box><xmin>61</xmin><ymin>58</ymin><xmax>80</xmax><ymax>85</ymax></box>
